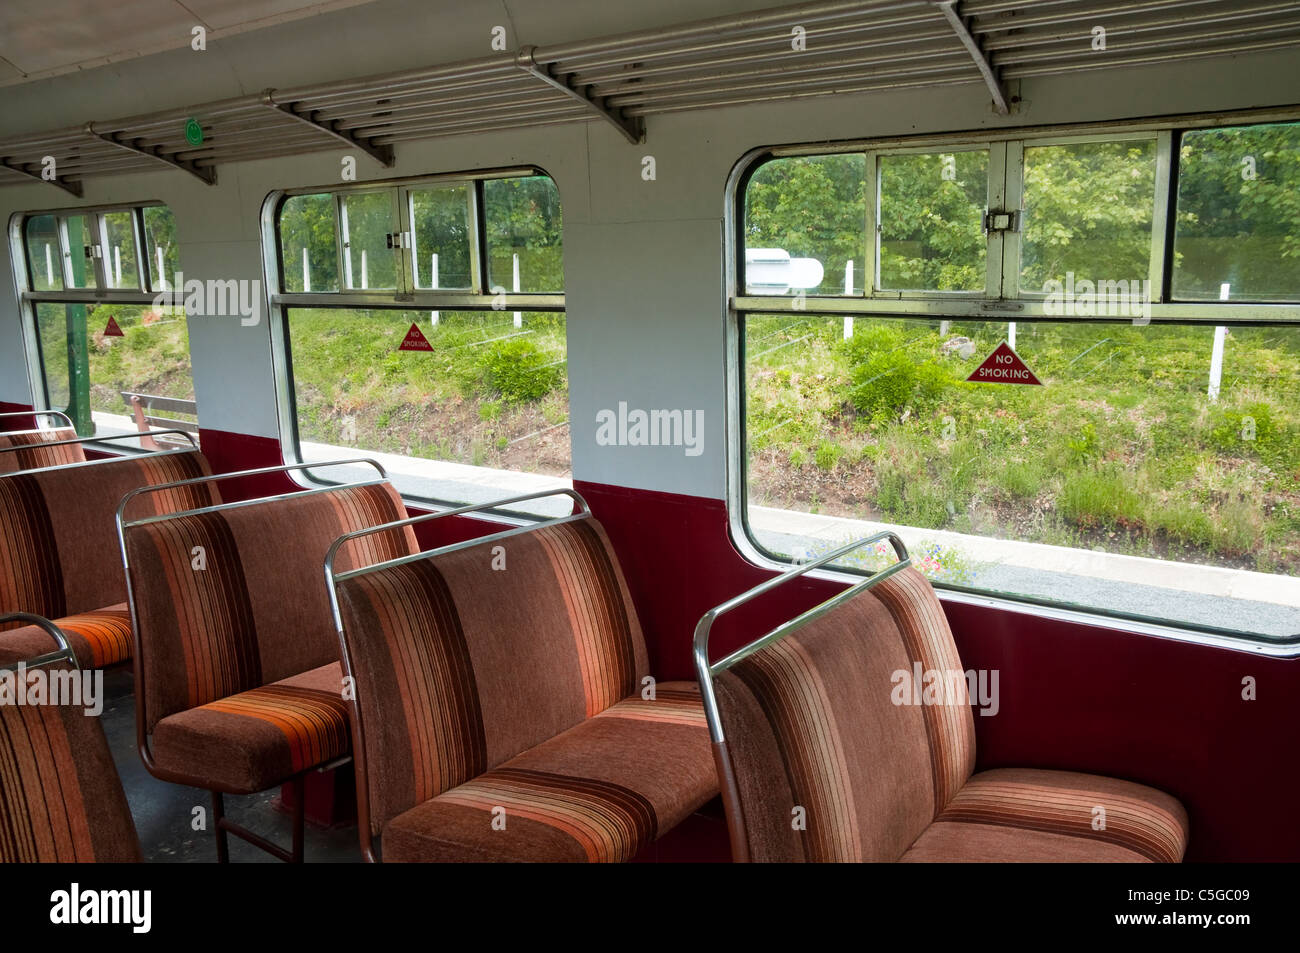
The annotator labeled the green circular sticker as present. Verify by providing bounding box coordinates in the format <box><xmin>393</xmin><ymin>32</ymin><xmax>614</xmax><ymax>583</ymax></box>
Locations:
<box><xmin>184</xmin><ymin>118</ymin><xmax>203</xmax><ymax>146</ymax></box>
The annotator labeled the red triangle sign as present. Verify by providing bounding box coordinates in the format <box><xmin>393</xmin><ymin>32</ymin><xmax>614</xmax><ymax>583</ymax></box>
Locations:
<box><xmin>398</xmin><ymin>323</ymin><xmax>432</xmax><ymax>352</ymax></box>
<box><xmin>102</xmin><ymin>315</ymin><xmax>124</xmax><ymax>337</ymax></box>
<box><xmin>965</xmin><ymin>341</ymin><xmax>1042</xmax><ymax>386</ymax></box>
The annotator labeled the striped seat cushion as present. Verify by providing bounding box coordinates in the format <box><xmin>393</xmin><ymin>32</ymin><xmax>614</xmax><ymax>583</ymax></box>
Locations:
<box><xmin>0</xmin><ymin>428</ymin><xmax>85</xmax><ymax>475</ymax></box>
<box><xmin>0</xmin><ymin>449</ymin><xmax>217</xmax><ymax>638</ymax></box>
<box><xmin>0</xmin><ymin>604</ymin><xmax>133</xmax><ymax>669</ymax></box>
<box><xmin>381</xmin><ymin>682</ymin><xmax>715</xmax><ymax>862</ymax></box>
<box><xmin>0</xmin><ymin>647</ymin><xmax>140</xmax><ymax>862</ymax></box>
<box><xmin>335</xmin><ymin>516</ymin><xmax>657</xmax><ymax>843</ymax></box>
<box><xmin>900</xmin><ymin>768</ymin><xmax>1189</xmax><ymax>863</ymax></box>
<box><xmin>149</xmin><ymin>662</ymin><xmax>351</xmax><ymax>793</ymax></box>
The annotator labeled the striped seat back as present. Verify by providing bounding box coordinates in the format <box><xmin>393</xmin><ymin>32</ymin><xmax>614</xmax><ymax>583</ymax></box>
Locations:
<box><xmin>0</xmin><ymin>428</ymin><xmax>86</xmax><ymax>474</ymax></box>
<box><xmin>123</xmin><ymin>482</ymin><xmax>417</xmax><ymax>730</ymax></box>
<box><xmin>0</xmin><ymin>449</ymin><xmax>217</xmax><ymax>628</ymax></box>
<box><xmin>0</xmin><ymin>648</ymin><xmax>140</xmax><ymax>862</ymax></box>
<box><xmin>711</xmin><ymin>567</ymin><xmax>976</xmax><ymax>862</ymax></box>
<box><xmin>334</xmin><ymin>516</ymin><xmax>648</xmax><ymax>838</ymax></box>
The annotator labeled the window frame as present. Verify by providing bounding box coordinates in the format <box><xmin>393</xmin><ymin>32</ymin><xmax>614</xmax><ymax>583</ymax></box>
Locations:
<box><xmin>261</xmin><ymin>165</ymin><xmax>567</xmax><ymax>509</ymax></box>
<box><xmin>8</xmin><ymin>200</ymin><xmax>178</xmax><ymax>440</ymax></box>
<box><xmin>725</xmin><ymin>106</ymin><xmax>1300</xmax><ymax>652</ymax></box>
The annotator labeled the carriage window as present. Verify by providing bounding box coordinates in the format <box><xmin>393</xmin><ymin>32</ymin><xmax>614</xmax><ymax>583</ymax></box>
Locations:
<box><xmin>1173</xmin><ymin>122</ymin><xmax>1300</xmax><ymax>301</ymax></box>
<box><xmin>14</xmin><ymin>203</ymin><xmax>196</xmax><ymax>442</ymax></box>
<box><xmin>878</xmin><ymin>149</ymin><xmax>988</xmax><ymax>293</ymax></box>
<box><xmin>737</xmin><ymin>130</ymin><xmax>1300</xmax><ymax>642</ymax></box>
<box><xmin>272</xmin><ymin>172</ymin><xmax>568</xmax><ymax>508</ymax></box>
<box><xmin>742</xmin><ymin>314</ymin><xmax>1300</xmax><ymax>639</ymax></box>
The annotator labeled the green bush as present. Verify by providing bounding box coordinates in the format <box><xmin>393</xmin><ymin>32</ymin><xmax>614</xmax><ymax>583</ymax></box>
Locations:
<box><xmin>848</xmin><ymin>349</ymin><xmax>953</xmax><ymax>421</ymax></box>
<box><xmin>814</xmin><ymin>441</ymin><xmax>843</xmax><ymax>470</ymax></box>
<box><xmin>476</xmin><ymin>338</ymin><xmax>562</xmax><ymax>404</ymax></box>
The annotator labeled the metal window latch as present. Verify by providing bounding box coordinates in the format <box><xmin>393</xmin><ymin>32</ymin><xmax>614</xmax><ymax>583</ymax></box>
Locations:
<box><xmin>983</xmin><ymin>209</ymin><xmax>1021</xmax><ymax>233</ymax></box>
<box><xmin>386</xmin><ymin>232</ymin><xmax>411</xmax><ymax>249</ymax></box>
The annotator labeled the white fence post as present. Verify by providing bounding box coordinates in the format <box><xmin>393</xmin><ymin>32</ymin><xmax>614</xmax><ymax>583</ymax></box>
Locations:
<box><xmin>113</xmin><ymin>245</ymin><xmax>122</xmax><ymax>287</ymax></box>
<box><xmin>843</xmin><ymin>260</ymin><xmax>854</xmax><ymax>340</ymax></box>
<box><xmin>302</xmin><ymin>246</ymin><xmax>310</xmax><ymax>292</ymax></box>
<box><xmin>156</xmin><ymin>246</ymin><xmax>167</xmax><ymax>290</ymax></box>
<box><xmin>513</xmin><ymin>252</ymin><xmax>522</xmax><ymax>329</ymax></box>
<box><xmin>1209</xmin><ymin>283</ymin><xmax>1230</xmax><ymax>402</ymax></box>
<box><xmin>360</xmin><ymin>249</ymin><xmax>368</xmax><ymax>290</ymax></box>
<box><xmin>1008</xmin><ymin>322</ymin><xmax>1017</xmax><ymax>350</ymax></box>
<box><xmin>45</xmin><ymin>244</ymin><xmax>54</xmax><ymax>285</ymax></box>
<box><xmin>430</xmin><ymin>252</ymin><xmax>439</xmax><ymax>326</ymax></box>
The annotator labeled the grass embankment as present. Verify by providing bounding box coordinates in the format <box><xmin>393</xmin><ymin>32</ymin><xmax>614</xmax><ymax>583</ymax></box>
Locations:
<box><xmin>746</xmin><ymin>316</ymin><xmax>1300</xmax><ymax>575</ymax></box>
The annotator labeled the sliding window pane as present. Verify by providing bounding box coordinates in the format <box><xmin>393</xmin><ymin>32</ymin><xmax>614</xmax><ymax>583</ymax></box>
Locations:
<box><xmin>143</xmin><ymin>205</ymin><xmax>180</xmax><ymax>292</ymax></box>
<box><xmin>1174</xmin><ymin>121</ymin><xmax>1300</xmax><ymax>301</ymax></box>
<box><xmin>744</xmin><ymin>153</ymin><xmax>865</xmax><ymax>295</ymax></box>
<box><xmin>878</xmin><ymin>150</ymin><xmax>987</xmax><ymax>292</ymax></box>
<box><xmin>280</xmin><ymin>193</ymin><xmax>339</xmax><ymax>293</ymax></box>
<box><xmin>1020</xmin><ymin>139</ymin><xmax>1156</xmax><ymax>294</ymax></box>
<box><xmin>101</xmin><ymin>210</ymin><xmax>140</xmax><ymax>290</ymax></box>
<box><xmin>409</xmin><ymin>185</ymin><xmax>472</xmax><ymax>290</ymax></box>
<box><xmin>24</xmin><ymin>215</ymin><xmax>62</xmax><ymax>291</ymax></box>
<box><xmin>484</xmin><ymin>175</ymin><xmax>563</xmax><ymax>293</ymax></box>
<box><xmin>341</xmin><ymin>192</ymin><xmax>397</xmax><ymax>291</ymax></box>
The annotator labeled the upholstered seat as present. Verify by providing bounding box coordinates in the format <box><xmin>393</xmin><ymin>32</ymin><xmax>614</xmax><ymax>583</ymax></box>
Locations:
<box><xmin>383</xmin><ymin>683</ymin><xmax>714</xmax><ymax>862</ymax></box>
<box><xmin>708</xmin><ymin>565</ymin><xmax>1189</xmax><ymax>862</ymax></box>
<box><xmin>0</xmin><ymin>427</ymin><xmax>84</xmax><ymax>474</ymax></box>
<box><xmin>900</xmin><ymin>768</ymin><xmax>1188</xmax><ymax>863</ymax></box>
<box><xmin>0</xmin><ymin>643</ymin><xmax>140</xmax><ymax>863</ymax></box>
<box><xmin>0</xmin><ymin>605</ymin><xmax>133</xmax><ymax>669</ymax></box>
<box><xmin>0</xmin><ymin>449</ymin><xmax>217</xmax><ymax>668</ymax></box>
<box><xmin>150</xmin><ymin>662</ymin><xmax>351</xmax><ymax>793</ymax></box>
<box><xmin>334</xmin><ymin>514</ymin><xmax>719</xmax><ymax>862</ymax></box>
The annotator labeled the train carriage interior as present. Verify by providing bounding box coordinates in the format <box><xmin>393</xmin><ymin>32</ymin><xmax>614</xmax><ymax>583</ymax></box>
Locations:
<box><xmin>0</xmin><ymin>0</ymin><xmax>1296</xmax><ymax>926</ymax></box>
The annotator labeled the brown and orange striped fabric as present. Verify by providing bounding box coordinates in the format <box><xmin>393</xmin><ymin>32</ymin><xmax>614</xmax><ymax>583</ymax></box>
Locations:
<box><xmin>0</xmin><ymin>606</ymin><xmax>133</xmax><ymax>669</ymax></box>
<box><xmin>0</xmin><ymin>428</ymin><xmax>85</xmax><ymax>475</ymax></box>
<box><xmin>123</xmin><ymin>481</ymin><xmax>416</xmax><ymax>793</ymax></box>
<box><xmin>901</xmin><ymin>768</ymin><xmax>1189</xmax><ymax>863</ymax></box>
<box><xmin>0</xmin><ymin>450</ymin><xmax>217</xmax><ymax>669</ymax></box>
<box><xmin>150</xmin><ymin>662</ymin><xmax>352</xmax><ymax>792</ymax></box>
<box><xmin>334</xmin><ymin>517</ymin><xmax>716</xmax><ymax>861</ymax></box>
<box><xmin>710</xmin><ymin>566</ymin><xmax>1188</xmax><ymax>863</ymax></box>
<box><xmin>381</xmin><ymin>683</ymin><xmax>716</xmax><ymax>862</ymax></box>
<box><xmin>0</xmin><ymin>648</ymin><xmax>140</xmax><ymax>862</ymax></box>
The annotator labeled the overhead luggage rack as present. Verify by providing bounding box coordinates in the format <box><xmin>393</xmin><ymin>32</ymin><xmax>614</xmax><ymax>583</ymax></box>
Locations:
<box><xmin>2</xmin><ymin>0</ymin><xmax>1298</xmax><ymax>193</ymax></box>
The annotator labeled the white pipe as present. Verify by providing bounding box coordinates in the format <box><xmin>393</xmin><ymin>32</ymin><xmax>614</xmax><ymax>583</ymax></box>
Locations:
<box><xmin>430</xmin><ymin>252</ymin><xmax>439</xmax><ymax>325</ymax></box>
<box><xmin>843</xmin><ymin>260</ymin><xmax>854</xmax><ymax>339</ymax></box>
<box><xmin>513</xmin><ymin>252</ymin><xmax>522</xmax><ymax>328</ymax></box>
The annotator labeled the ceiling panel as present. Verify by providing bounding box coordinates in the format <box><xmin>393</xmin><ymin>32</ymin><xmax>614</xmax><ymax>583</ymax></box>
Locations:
<box><xmin>0</xmin><ymin>0</ymin><xmax>379</xmax><ymax>83</ymax></box>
